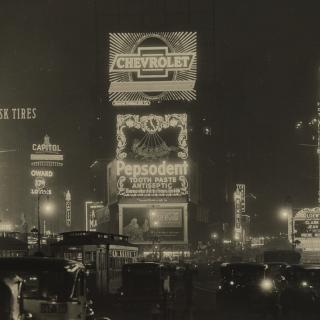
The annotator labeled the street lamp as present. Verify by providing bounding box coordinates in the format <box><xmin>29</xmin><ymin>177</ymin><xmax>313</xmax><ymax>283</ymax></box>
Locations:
<box><xmin>295</xmin><ymin>105</ymin><xmax>320</xmax><ymax>205</ymax></box>
<box><xmin>36</xmin><ymin>194</ymin><xmax>54</xmax><ymax>252</ymax></box>
<box><xmin>279</xmin><ymin>207</ymin><xmax>295</xmax><ymax>250</ymax></box>
<box><xmin>279</xmin><ymin>208</ymin><xmax>290</xmax><ymax>220</ymax></box>
<box><xmin>211</xmin><ymin>232</ymin><xmax>218</xmax><ymax>240</ymax></box>
<box><xmin>153</xmin><ymin>220</ymin><xmax>160</xmax><ymax>260</ymax></box>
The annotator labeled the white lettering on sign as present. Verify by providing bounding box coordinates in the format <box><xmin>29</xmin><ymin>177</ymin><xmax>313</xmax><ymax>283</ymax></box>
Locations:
<box><xmin>30</xmin><ymin>189</ymin><xmax>52</xmax><ymax>195</ymax></box>
<box><xmin>0</xmin><ymin>108</ymin><xmax>37</xmax><ymax>120</ymax></box>
<box><xmin>306</xmin><ymin>213</ymin><xmax>320</xmax><ymax>219</ymax></box>
<box><xmin>116</xmin><ymin>160</ymin><xmax>188</xmax><ymax>178</ymax></box>
<box><xmin>31</xmin><ymin>170</ymin><xmax>54</xmax><ymax>178</ymax></box>
<box><xmin>111</xmin><ymin>47</ymin><xmax>195</xmax><ymax>78</ymax></box>
<box><xmin>32</xmin><ymin>144</ymin><xmax>62</xmax><ymax>153</ymax></box>
<box><xmin>66</xmin><ymin>201</ymin><xmax>71</xmax><ymax>227</ymax></box>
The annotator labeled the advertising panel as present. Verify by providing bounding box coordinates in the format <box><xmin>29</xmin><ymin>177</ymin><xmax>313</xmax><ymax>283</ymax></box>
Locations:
<box><xmin>116</xmin><ymin>114</ymin><xmax>188</xmax><ymax>198</ymax></box>
<box><xmin>119</xmin><ymin>203</ymin><xmax>188</xmax><ymax>244</ymax></box>
<box><xmin>65</xmin><ymin>190</ymin><xmax>71</xmax><ymax>227</ymax></box>
<box><xmin>85</xmin><ymin>201</ymin><xmax>105</xmax><ymax>231</ymax></box>
<box><xmin>30</xmin><ymin>134</ymin><xmax>63</xmax><ymax>196</ymax></box>
<box><xmin>294</xmin><ymin>208</ymin><xmax>320</xmax><ymax>238</ymax></box>
<box><xmin>234</xmin><ymin>184</ymin><xmax>245</xmax><ymax>241</ymax></box>
<box><xmin>109</xmin><ymin>32</ymin><xmax>197</xmax><ymax>106</ymax></box>
<box><xmin>107</xmin><ymin>160</ymin><xmax>118</xmax><ymax>205</ymax></box>
<box><xmin>30</xmin><ymin>134</ymin><xmax>63</xmax><ymax>167</ymax></box>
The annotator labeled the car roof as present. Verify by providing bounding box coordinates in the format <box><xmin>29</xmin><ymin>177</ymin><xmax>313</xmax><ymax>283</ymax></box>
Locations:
<box><xmin>221</xmin><ymin>262</ymin><xmax>265</xmax><ymax>268</ymax></box>
<box><xmin>288</xmin><ymin>264</ymin><xmax>320</xmax><ymax>270</ymax></box>
<box><xmin>265</xmin><ymin>262</ymin><xmax>289</xmax><ymax>266</ymax></box>
<box><xmin>0</xmin><ymin>257</ymin><xmax>84</xmax><ymax>273</ymax></box>
<box><xmin>124</xmin><ymin>262</ymin><xmax>161</xmax><ymax>268</ymax></box>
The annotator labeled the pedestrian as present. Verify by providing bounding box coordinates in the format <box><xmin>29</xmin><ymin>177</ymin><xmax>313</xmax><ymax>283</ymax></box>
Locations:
<box><xmin>183</xmin><ymin>264</ymin><xmax>194</xmax><ymax>305</ymax></box>
<box><xmin>182</xmin><ymin>264</ymin><xmax>195</xmax><ymax>320</ymax></box>
<box><xmin>0</xmin><ymin>280</ymin><xmax>12</xmax><ymax>320</ymax></box>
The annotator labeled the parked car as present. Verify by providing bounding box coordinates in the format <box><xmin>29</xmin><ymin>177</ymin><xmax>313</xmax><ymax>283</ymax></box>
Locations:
<box><xmin>0</xmin><ymin>257</ymin><xmax>111</xmax><ymax>320</ymax></box>
<box><xmin>119</xmin><ymin>262</ymin><xmax>176</xmax><ymax>316</ymax></box>
<box><xmin>216</xmin><ymin>262</ymin><xmax>281</xmax><ymax>318</ymax></box>
<box><xmin>0</xmin><ymin>273</ymin><xmax>31</xmax><ymax>320</ymax></box>
<box><xmin>280</xmin><ymin>264</ymin><xmax>320</xmax><ymax>317</ymax></box>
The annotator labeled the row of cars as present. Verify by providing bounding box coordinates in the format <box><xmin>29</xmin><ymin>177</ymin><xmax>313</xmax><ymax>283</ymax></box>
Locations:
<box><xmin>216</xmin><ymin>262</ymin><xmax>320</xmax><ymax>319</ymax></box>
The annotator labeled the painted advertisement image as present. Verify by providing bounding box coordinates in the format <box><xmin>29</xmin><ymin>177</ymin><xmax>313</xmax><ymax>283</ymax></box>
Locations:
<box><xmin>109</xmin><ymin>32</ymin><xmax>197</xmax><ymax>105</ymax></box>
<box><xmin>122</xmin><ymin>207</ymin><xmax>184</xmax><ymax>243</ymax></box>
<box><xmin>116</xmin><ymin>113</ymin><xmax>189</xmax><ymax>197</ymax></box>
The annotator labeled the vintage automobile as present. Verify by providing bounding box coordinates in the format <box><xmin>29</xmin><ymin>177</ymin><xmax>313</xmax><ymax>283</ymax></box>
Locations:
<box><xmin>0</xmin><ymin>273</ymin><xmax>33</xmax><ymax>320</ymax></box>
<box><xmin>280</xmin><ymin>264</ymin><xmax>320</xmax><ymax>317</ymax></box>
<box><xmin>119</xmin><ymin>262</ymin><xmax>176</xmax><ymax>316</ymax></box>
<box><xmin>216</xmin><ymin>262</ymin><xmax>281</xmax><ymax>318</ymax></box>
<box><xmin>0</xmin><ymin>257</ymin><xmax>110</xmax><ymax>320</ymax></box>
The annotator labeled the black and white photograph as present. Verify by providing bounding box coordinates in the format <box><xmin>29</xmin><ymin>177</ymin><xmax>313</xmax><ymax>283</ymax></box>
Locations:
<box><xmin>1</xmin><ymin>0</ymin><xmax>320</xmax><ymax>319</ymax></box>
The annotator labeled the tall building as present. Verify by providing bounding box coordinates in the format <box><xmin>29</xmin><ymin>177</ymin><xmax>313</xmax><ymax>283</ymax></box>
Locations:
<box><xmin>88</xmin><ymin>0</ymin><xmax>216</xmax><ymax>258</ymax></box>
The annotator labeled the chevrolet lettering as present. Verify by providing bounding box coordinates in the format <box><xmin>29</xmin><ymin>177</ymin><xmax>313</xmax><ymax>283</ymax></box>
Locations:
<box><xmin>111</xmin><ymin>47</ymin><xmax>195</xmax><ymax>77</ymax></box>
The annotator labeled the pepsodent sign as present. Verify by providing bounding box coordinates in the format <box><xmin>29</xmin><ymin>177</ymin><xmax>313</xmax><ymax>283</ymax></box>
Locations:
<box><xmin>116</xmin><ymin>160</ymin><xmax>188</xmax><ymax>178</ymax></box>
<box><xmin>109</xmin><ymin>32</ymin><xmax>197</xmax><ymax>105</ymax></box>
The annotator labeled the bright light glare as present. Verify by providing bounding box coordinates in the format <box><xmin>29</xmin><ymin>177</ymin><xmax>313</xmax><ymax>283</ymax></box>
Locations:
<box><xmin>43</xmin><ymin>202</ymin><xmax>54</xmax><ymax>214</ymax></box>
<box><xmin>229</xmin><ymin>281</ymin><xmax>235</xmax><ymax>286</ymax></box>
<box><xmin>260</xmin><ymin>279</ymin><xmax>273</xmax><ymax>291</ymax></box>
<box><xmin>301</xmin><ymin>281</ymin><xmax>308</xmax><ymax>287</ymax></box>
<box><xmin>279</xmin><ymin>209</ymin><xmax>289</xmax><ymax>220</ymax></box>
<box><xmin>211</xmin><ymin>232</ymin><xmax>218</xmax><ymax>239</ymax></box>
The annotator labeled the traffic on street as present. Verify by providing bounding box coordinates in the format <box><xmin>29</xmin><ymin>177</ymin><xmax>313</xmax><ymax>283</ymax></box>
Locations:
<box><xmin>2</xmin><ymin>0</ymin><xmax>320</xmax><ymax>319</ymax></box>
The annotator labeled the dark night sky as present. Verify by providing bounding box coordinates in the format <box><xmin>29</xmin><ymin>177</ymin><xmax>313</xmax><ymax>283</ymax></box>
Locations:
<box><xmin>0</xmin><ymin>0</ymin><xmax>320</xmax><ymax>234</ymax></box>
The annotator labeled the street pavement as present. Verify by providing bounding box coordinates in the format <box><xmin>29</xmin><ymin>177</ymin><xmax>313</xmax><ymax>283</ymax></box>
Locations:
<box><xmin>95</xmin><ymin>278</ymin><xmax>217</xmax><ymax>320</ymax></box>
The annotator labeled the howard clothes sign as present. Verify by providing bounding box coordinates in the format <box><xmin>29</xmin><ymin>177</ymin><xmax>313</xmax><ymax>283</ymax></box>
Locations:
<box><xmin>116</xmin><ymin>114</ymin><xmax>189</xmax><ymax>198</ymax></box>
<box><xmin>109</xmin><ymin>32</ymin><xmax>197</xmax><ymax>106</ymax></box>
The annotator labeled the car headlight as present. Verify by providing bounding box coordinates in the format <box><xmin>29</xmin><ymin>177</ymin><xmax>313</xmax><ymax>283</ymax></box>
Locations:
<box><xmin>260</xmin><ymin>279</ymin><xmax>273</xmax><ymax>291</ymax></box>
<box><xmin>229</xmin><ymin>281</ymin><xmax>235</xmax><ymax>286</ymax></box>
<box><xmin>301</xmin><ymin>281</ymin><xmax>309</xmax><ymax>288</ymax></box>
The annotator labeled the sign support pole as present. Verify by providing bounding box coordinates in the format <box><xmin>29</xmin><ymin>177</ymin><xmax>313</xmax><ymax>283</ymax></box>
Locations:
<box><xmin>317</xmin><ymin>104</ymin><xmax>320</xmax><ymax>206</ymax></box>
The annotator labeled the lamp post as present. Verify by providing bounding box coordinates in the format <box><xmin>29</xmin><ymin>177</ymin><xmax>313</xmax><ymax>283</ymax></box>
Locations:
<box><xmin>36</xmin><ymin>193</ymin><xmax>54</xmax><ymax>252</ymax></box>
<box><xmin>295</xmin><ymin>104</ymin><xmax>320</xmax><ymax>206</ymax></box>
<box><xmin>280</xmin><ymin>207</ymin><xmax>295</xmax><ymax>250</ymax></box>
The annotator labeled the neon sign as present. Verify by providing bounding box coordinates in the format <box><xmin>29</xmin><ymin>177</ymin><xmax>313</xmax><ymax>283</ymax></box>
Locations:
<box><xmin>30</xmin><ymin>134</ymin><xmax>63</xmax><ymax>167</ymax></box>
<box><xmin>116</xmin><ymin>114</ymin><xmax>189</xmax><ymax>198</ymax></box>
<box><xmin>116</xmin><ymin>160</ymin><xmax>188</xmax><ymax>177</ymax></box>
<box><xmin>111</xmin><ymin>47</ymin><xmax>195</xmax><ymax>77</ymax></box>
<box><xmin>109</xmin><ymin>32</ymin><xmax>197</xmax><ymax>105</ymax></box>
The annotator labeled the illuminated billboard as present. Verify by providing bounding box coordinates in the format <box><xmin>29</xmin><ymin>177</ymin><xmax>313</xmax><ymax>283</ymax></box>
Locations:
<box><xmin>294</xmin><ymin>208</ymin><xmax>320</xmax><ymax>238</ymax></box>
<box><xmin>234</xmin><ymin>184</ymin><xmax>245</xmax><ymax>241</ymax></box>
<box><xmin>119</xmin><ymin>203</ymin><xmax>188</xmax><ymax>244</ymax></box>
<box><xmin>29</xmin><ymin>134</ymin><xmax>62</xmax><ymax>195</ymax></box>
<box><xmin>30</xmin><ymin>134</ymin><xmax>63</xmax><ymax>167</ymax></box>
<box><xmin>85</xmin><ymin>201</ymin><xmax>105</xmax><ymax>231</ymax></box>
<box><xmin>116</xmin><ymin>114</ymin><xmax>188</xmax><ymax>198</ymax></box>
<box><xmin>109</xmin><ymin>32</ymin><xmax>197</xmax><ymax>106</ymax></box>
